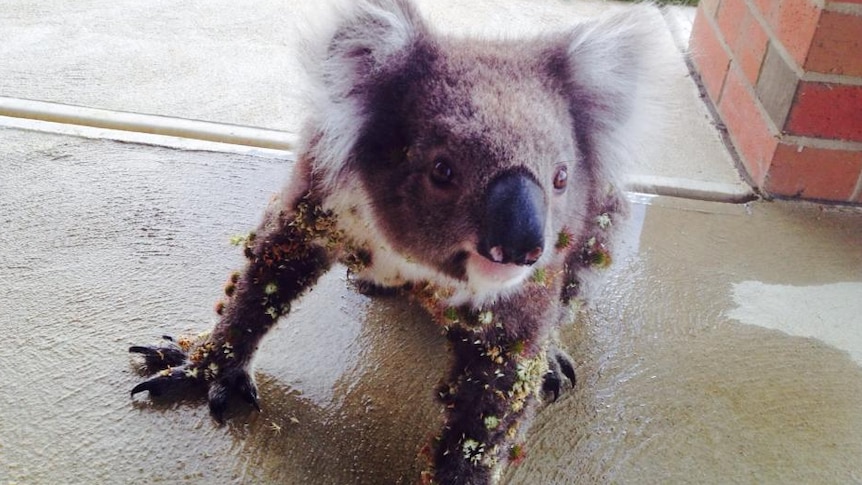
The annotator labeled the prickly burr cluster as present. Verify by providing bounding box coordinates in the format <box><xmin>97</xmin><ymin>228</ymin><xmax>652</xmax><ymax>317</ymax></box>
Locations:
<box><xmin>128</xmin><ymin>0</ymin><xmax>666</xmax><ymax>482</ymax></box>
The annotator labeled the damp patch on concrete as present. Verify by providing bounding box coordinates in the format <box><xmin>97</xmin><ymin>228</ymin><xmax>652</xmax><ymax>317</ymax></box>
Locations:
<box><xmin>728</xmin><ymin>281</ymin><xmax>862</xmax><ymax>366</ymax></box>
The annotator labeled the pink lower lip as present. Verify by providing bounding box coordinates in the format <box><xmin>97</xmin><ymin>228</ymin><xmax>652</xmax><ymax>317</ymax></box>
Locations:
<box><xmin>467</xmin><ymin>252</ymin><xmax>529</xmax><ymax>282</ymax></box>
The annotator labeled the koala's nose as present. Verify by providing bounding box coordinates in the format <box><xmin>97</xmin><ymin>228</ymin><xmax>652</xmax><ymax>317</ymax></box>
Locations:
<box><xmin>478</xmin><ymin>170</ymin><xmax>546</xmax><ymax>266</ymax></box>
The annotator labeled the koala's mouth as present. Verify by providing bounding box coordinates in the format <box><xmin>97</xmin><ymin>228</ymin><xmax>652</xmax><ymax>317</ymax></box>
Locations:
<box><xmin>464</xmin><ymin>251</ymin><xmax>533</xmax><ymax>288</ymax></box>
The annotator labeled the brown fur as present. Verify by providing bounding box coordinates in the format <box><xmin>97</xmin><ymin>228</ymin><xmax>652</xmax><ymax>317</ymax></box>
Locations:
<box><xmin>130</xmin><ymin>1</ymin><xmax>668</xmax><ymax>483</ymax></box>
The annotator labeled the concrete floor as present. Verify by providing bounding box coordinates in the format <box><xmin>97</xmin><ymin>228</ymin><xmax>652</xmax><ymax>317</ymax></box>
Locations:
<box><xmin>2</xmin><ymin>1</ymin><xmax>861</xmax><ymax>484</ymax></box>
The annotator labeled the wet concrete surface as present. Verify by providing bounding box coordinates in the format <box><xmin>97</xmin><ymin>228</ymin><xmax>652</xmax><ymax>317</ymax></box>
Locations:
<box><xmin>2</xmin><ymin>127</ymin><xmax>862</xmax><ymax>483</ymax></box>
<box><xmin>508</xmin><ymin>197</ymin><xmax>862</xmax><ymax>484</ymax></box>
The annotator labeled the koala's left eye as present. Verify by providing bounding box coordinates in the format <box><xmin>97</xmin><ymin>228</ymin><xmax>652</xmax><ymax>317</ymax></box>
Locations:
<box><xmin>430</xmin><ymin>158</ymin><xmax>455</xmax><ymax>186</ymax></box>
<box><xmin>553</xmin><ymin>166</ymin><xmax>568</xmax><ymax>191</ymax></box>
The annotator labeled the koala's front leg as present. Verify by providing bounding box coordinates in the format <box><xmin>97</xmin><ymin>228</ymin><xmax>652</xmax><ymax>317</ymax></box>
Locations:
<box><xmin>130</xmin><ymin>197</ymin><xmax>333</xmax><ymax>422</ymax></box>
<box><xmin>428</xmin><ymin>324</ymin><xmax>549</xmax><ymax>485</ymax></box>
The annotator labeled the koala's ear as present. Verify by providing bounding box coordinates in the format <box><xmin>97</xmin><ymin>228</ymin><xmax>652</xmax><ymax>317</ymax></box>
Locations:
<box><xmin>558</xmin><ymin>5</ymin><xmax>671</xmax><ymax>180</ymax></box>
<box><xmin>323</xmin><ymin>0</ymin><xmax>426</xmax><ymax>93</ymax></box>
<box><xmin>565</xmin><ymin>7</ymin><xmax>670</xmax><ymax>128</ymax></box>
<box><xmin>303</xmin><ymin>0</ymin><xmax>427</xmax><ymax>188</ymax></box>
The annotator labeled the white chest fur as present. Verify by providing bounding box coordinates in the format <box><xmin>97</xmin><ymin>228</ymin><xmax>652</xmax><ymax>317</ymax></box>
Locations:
<box><xmin>321</xmin><ymin>186</ymin><xmax>532</xmax><ymax>308</ymax></box>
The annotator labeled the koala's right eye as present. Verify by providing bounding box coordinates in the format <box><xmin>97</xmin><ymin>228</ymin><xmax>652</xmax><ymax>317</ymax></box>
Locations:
<box><xmin>430</xmin><ymin>158</ymin><xmax>455</xmax><ymax>186</ymax></box>
<box><xmin>553</xmin><ymin>165</ymin><xmax>568</xmax><ymax>191</ymax></box>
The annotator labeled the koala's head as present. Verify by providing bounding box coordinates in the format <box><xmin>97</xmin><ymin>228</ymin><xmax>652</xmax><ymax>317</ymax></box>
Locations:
<box><xmin>305</xmin><ymin>0</ymin><xmax>663</xmax><ymax>295</ymax></box>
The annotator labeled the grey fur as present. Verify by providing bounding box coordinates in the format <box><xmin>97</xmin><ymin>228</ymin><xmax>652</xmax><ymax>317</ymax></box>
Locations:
<box><xmin>130</xmin><ymin>1</ymin><xmax>668</xmax><ymax>483</ymax></box>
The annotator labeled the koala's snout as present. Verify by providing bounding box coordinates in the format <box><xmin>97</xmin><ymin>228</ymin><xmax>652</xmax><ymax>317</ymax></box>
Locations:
<box><xmin>478</xmin><ymin>170</ymin><xmax>546</xmax><ymax>266</ymax></box>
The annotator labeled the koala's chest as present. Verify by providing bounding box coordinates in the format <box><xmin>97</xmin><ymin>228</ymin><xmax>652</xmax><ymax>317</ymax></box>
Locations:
<box><xmin>321</xmin><ymin>189</ymin><xmax>463</xmax><ymax>296</ymax></box>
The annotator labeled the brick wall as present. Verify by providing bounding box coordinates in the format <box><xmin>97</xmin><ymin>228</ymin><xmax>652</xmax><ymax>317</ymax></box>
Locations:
<box><xmin>690</xmin><ymin>0</ymin><xmax>862</xmax><ymax>203</ymax></box>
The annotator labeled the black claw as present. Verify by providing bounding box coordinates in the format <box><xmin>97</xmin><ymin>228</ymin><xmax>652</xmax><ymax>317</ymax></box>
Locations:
<box><xmin>130</xmin><ymin>376</ymin><xmax>168</xmax><ymax>397</ymax></box>
<box><xmin>131</xmin><ymin>381</ymin><xmax>155</xmax><ymax>397</ymax></box>
<box><xmin>208</xmin><ymin>382</ymin><xmax>229</xmax><ymax>424</ymax></box>
<box><xmin>130</xmin><ymin>335</ymin><xmax>259</xmax><ymax>423</ymax></box>
<box><xmin>222</xmin><ymin>368</ymin><xmax>261</xmax><ymax>413</ymax></box>
<box><xmin>543</xmin><ymin>346</ymin><xmax>578</xmax><ymax>401</ymax></box>
<box><xmin>239</xmin><ymin>379</ymin><xmax>261</xmax><ymax>412</ymax></box>
<box><xmin>243</xmin><ymin>393</ymin><xmax>261</xmax><ymax>412</ymax></box>
<box><xmin>542</xmin><ymin>369</ymin><xmax>562</xmax><ymax>401</ymax></box>
<box><xmin>130</xmin><ymin>368</ymin><xmax>191</xmax><ymax>398</ymax></box>
<box><xmin>350</xmin><ymin>277</ymin><xmax>405</xmax><ymax>297</ymax></box>
<box><xmin>556</xmin><ymin>353</ymin><xmax>576</xmax><ymax>387</ymax></box>
<box><xmin>129</xmin><ymin>341</ymin><xmax>187</xmax><ymax>370</ymax></box>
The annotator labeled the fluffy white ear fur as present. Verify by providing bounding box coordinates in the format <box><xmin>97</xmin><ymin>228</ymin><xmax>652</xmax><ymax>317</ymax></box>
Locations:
<box><xmin>565</xmin><ymin>4</ymin><xmax>673</xmax><ymax>189</ymax></box>
<box><xmin>301</xmin><ymin>1</ymin><xmax>671</xmax><ymax>192</ymax></box>
<box><xmin>301</xmin><ymin>0</ymin><xmax>425</xmax><ymax>189</ymax></box>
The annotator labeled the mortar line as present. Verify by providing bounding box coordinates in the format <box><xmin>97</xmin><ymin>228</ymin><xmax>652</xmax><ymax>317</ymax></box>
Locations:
<box><xmin>852</xmin><ymin>171</ymin><xmax>862</xmax><ymax>203</ymax></box>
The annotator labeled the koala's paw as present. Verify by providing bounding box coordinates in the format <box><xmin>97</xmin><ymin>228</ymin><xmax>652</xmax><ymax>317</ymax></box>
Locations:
<box><xmin>351</xmin><ymin>278</ymin><xmax>404</xmax><ymax>297</ymax></box>
<box><xmin>129</xmin><ymin>335</ymin><xmax>260</xmax><ymax>423</ymax></box>
<box><xmin>542</xmin><ymin>346</ymin><xmax>577</xmax><ymax>401</ymax></box>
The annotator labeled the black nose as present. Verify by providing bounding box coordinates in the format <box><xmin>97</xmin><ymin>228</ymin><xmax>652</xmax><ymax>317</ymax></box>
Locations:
<box><xmin>478</xmin><ymin>170</ymin><xmax>546</xmax><ymax>266</ymax></box>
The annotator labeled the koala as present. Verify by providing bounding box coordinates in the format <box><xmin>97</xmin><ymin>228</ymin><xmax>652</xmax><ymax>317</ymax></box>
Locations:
<box><xmin>129</xmin><ymin>1</ymin><xmax>666</xmax><ymax>483</ymax></box>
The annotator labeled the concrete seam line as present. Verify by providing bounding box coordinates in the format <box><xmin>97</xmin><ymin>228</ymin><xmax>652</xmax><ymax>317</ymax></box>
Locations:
<box><xmin>0</xmin><ymin>115</ymin><xmax>296</xmax><ymax>159</ymax></box>
<box><xmin>625</xmin><ymin>174</ymin><xmax>758</xmax><ymax>204</ymax></box>
<box><xmin>0</xmin><ymin>96</ymin><xmax>297</xmax><ymax>152</ymax></box>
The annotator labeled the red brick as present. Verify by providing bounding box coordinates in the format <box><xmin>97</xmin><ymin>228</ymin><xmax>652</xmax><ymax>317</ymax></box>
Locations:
<box><xmin>752</xmin><ymin>0</ymin><xmax>777</xmax><ymax>19</ymax></box>
<box><xmin>690</xmin><ymin>9</ymin><xmax>731</xmax><ymax>104</ymax></box>
<box><xmin>786</xmin><ymin>82</ymin><xmax>862</xmax><ymax>142</ymax></box>
<box><xmin>765</xmin><ymin>142</ymin><xmax>862</xmax><ymax>201</ymax></box>
<box><xmin>733</xmin><ymin>8</ymin><xmax>770</xmax><ymax>85</ymax></box>
<box><xmin>718</xmin><ymin>65</ymin><xmax>779</xmax><ymax>186</ymax></box>
<box><xmin>772</xmin><ymin>1</ymin><xmax>822</xmax><ymax>68</ymax></box>
<box><xmin>700</xmin><ymin>0</ymin><xmax>721</xmax><ymax>17</ymax></box>
<box><xmin>716</xmin><ymin>0</ymin><xmax>748</xmax><ymax>50</ymax></box>
<box><xmin>805</xmin><ymin>10</ymin><xmax>862</xmax><ymax>77</ymax></box>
